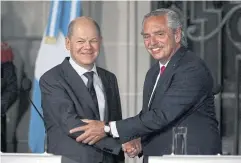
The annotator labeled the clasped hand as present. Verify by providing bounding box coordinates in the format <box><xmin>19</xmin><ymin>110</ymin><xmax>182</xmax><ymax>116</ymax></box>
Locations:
<box><xmin>69</xmin><ymin>119</ymin><xmax>142</xmax><ymax>157</ymax></box>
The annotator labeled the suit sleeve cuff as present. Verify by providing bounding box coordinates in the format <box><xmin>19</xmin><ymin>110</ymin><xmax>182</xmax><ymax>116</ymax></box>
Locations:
<box><xmin>109</xmin><ymin>121</ymin><xmax>119</xmax><ymax>138</ymax></box>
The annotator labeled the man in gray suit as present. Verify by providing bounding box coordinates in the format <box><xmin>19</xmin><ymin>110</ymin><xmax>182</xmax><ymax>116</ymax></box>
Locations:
<box><xmin>40</xmin><ymin>17</ymin><xmax>140</xmax><ymax>163</ymax></box>
<box><xmin>69</xmin><ymin>8</ymin><xmax>221</xmax><ymax>162</ymax></box>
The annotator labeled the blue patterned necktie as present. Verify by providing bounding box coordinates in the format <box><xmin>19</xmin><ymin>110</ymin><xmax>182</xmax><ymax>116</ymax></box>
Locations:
<box><xmin>84</xmin><ymin>71</ymin><xmax>99</xmax><ymax>115</ymax></box>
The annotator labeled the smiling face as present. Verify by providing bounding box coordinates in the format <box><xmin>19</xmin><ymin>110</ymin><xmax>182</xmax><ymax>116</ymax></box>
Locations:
<box><xmin>141</xmin><ymin>15</ymin><xmax>181</xmax><ymax>64</ymax></box>
<box><xmin>65</xmin><ymin>17</ymin><xmax>101</xmax><ymax>70</ymax></box>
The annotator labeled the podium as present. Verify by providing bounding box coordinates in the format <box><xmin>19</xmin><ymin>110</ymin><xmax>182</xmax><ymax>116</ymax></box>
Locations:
<box><xmin>149</xmin><ymin>155</ymin><xmax>241</xmax><ymax>163</ymax></box>
<box><xmin>1</xmin><ymin>152</ymin><xmax>78</xmax><ymax>163</ymax></box>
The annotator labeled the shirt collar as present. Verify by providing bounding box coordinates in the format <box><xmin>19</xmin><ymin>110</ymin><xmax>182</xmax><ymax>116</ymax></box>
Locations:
<box><xmin>69</xmin><ymin>57</ymin><xmax>98</xmax><ymax>77</ymax></box>
<box><xmin>159</xmin><ymin>60</ymin><xmax>169</xmax><ymax>69</ymax></box>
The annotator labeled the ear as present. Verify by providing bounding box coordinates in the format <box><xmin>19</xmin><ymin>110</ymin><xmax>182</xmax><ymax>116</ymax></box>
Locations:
<box><xmin>174</xmin><ymin>27</ymin><xmax>182</xmax><ymax>43</ymax></box>
<box><xmin>65</xmin><ymin>37</ymin><xmax>70</xmax><ymax>50</ymax></box>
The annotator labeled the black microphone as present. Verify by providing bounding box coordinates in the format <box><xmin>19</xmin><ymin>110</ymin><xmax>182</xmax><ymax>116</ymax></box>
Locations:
<box><xmin>21</xmin><ymin>78</ymin><xmax>44</xmax><ymax>122</ymax></box>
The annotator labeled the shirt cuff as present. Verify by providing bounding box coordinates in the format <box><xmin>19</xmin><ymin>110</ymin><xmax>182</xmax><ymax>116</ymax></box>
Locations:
<box><xmin>109</xmin><ymin>121</ymin><xmax>119</xmax><ymax>138</ymax></box>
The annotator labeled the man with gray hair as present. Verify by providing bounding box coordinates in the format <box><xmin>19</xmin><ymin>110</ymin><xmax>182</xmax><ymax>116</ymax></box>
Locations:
<box><xmin>70</xmin><ymin>8</ymin><xmax>221</xmax><ymax>162</ymax></box>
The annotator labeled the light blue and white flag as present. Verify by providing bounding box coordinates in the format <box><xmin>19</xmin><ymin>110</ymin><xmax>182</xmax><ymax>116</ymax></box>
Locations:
<box><xmin>28</xmin><ymin>0</ymin><xmax>81</xmax><ymax>153</ymax></box>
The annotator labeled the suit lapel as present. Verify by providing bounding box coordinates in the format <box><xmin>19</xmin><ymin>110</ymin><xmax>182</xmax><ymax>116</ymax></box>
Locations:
<box><xmin>96</xmin><ymin>68</ymin><xmax>110</xmax><ymax>122</ymax></box>
<box><xmin>143</xmin><ymin>63</ymin><xmax>159</xmax><ymax>112</ymax></box>
<box><xmin>60</xmin><ymin>57</ymin><xmax>100</xmax><ymax>119</ymax></box>
<box><xmin>147</xmin><ymin>64</ymin><xmax>160</xmax><ymax>100</ymax></box>
<box><xmin>148</xmin><ymin>47</ymin><xmax>187</xmax><ymax>110</ymax></box>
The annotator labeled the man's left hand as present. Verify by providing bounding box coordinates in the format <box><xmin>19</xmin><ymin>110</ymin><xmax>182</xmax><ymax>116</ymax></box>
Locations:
<box><xmin>69</xmin><ymin>119</ymin><xmax>106</xmax><ymax>145</ymax></box>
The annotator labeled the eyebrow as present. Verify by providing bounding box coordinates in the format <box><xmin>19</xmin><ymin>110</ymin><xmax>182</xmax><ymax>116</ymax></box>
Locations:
<box><xmin>140</xmin><ymin>32</ymin><xmax>148</xmax><ymax>36</ymax></box>
<box><xmin>141</xmin><ymin>30</ymin><xmax>165</xmax><ymax>36</ymax></box>
<box><xmin>76</xmin><ymin>37</ymin><xmax>86</xmax><ymax>40</ymax></box>
<box><xmin>90</xmin><ymin>38</ymin><xmax>98</xmax><ymax>40</ymax></box>
<box><xmin>76</xmin><ymin>37</ymin><xmax>98</xmax><ymax>40</ymax></box>
<box><xmin>153</xmin><ymin>30</ymin><xmax>165</xmax><ymax>34</ymax></box>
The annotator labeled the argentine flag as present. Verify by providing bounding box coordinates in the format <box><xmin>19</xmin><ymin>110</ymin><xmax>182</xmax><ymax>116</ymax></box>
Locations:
<box><xmin>28</xmin><ymin>1</ymin><xmax>81</xmax><ymax>153</ymax></box>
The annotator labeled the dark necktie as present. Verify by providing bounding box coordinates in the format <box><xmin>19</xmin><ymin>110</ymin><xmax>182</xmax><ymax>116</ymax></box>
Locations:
<box><xmin>84</xmin><ymin>71</ymin><xmax>99</xmax><ymax>115</ymax></box>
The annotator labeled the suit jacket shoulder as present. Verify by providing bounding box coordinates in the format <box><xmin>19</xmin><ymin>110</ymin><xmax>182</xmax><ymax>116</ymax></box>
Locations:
<box><xmin>176</xmin><ymin>49</ymin><xmax>214</xmax><ymax>82</ymax></box>
<box><xmin>40</xmin><ymin>63</ymin><xmax>62</xmax><ymax>84</ymax></box>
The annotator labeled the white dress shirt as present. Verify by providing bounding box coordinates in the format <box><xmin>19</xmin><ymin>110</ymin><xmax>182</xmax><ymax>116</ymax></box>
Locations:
<box><xmin>110</xmin><ymin>61</ymin><xmax>169</xmax><ymax>138</ymax></box>
<box><xmin>69</xmin><ymin>57</ymin><xmax>106</xmax><ymax>121</ymax></box>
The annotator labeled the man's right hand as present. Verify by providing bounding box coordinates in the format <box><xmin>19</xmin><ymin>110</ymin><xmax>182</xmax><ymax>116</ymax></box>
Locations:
<box><xmin>122</xmin><ymin>138</ymin><xmax>142</xmax><ymax>158</ymax></box>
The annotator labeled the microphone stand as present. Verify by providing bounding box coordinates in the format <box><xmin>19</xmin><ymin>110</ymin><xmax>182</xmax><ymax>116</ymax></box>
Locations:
<box><xmin>22</xmin><ymin>77</ymin><xmax>48</xmax><ymax>154</ymax></box>
<box><xmin>28</xmin><ymin>96</ymin><xmax>48</xmax><ymax>154</ymax></box>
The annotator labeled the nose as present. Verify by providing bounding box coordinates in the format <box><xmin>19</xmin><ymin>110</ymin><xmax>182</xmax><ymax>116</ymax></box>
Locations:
<box><xmin>150</xmin><ymin>36</ymin><xmax>158</xmax><ymax>46</ymax></box>
<box><xmin>83</xmin><ymin>41</ymin><xmax>91</xmax><ymax>49</ymax></box>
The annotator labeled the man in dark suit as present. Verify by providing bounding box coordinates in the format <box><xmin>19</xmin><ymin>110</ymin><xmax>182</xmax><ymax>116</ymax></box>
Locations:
<box><xmin>39</xmin><ymin>17</ymin><xmax>138</xmax><ymax>163</ymax></box>
<box><xmin>69</xmin><ymin>8</ymin><xmax>222</xmax><ymax>162</ymax></box>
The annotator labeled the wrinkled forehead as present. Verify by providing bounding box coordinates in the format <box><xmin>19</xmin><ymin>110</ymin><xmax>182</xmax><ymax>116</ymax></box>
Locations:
<box><xmin>72</xmin><ymin>22</ymin><xmax>99</xmax><ymax>38</ymax></box>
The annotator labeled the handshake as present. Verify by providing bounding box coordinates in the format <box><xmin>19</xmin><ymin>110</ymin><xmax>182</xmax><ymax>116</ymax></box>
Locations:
<box><xmin>122</xmin><ymin>138</ymin><xmax>142</xmax><ymax>158</ymax></box>
<box><xmin>69</xmin><ymin>119</ymin><xmax>142</xmax><ymax>158</ymax></box>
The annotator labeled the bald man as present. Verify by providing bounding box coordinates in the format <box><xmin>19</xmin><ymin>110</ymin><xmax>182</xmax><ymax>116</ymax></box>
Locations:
<box><xmin>39</xmin><ymin>17</ymin><xmax>129</xmax><ymax>163</ymax></box>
